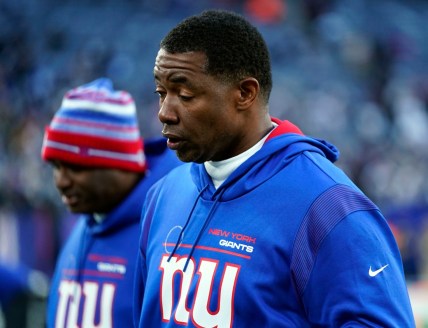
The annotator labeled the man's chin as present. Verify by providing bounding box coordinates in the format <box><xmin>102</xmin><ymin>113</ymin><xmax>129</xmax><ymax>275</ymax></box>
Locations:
<box><xmin>175</xmin><ymin>150</ymin><xmax>205</xmax><ymax>163</ymax></box>
<box><xmin>67</xmin><ymin>205</ymin><xmax>90</xmax><ymax>214</ymax></box>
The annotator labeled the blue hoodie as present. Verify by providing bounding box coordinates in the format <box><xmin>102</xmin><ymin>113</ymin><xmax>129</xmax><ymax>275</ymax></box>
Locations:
<box><xmin>46</xmin><ymin>138</ymin><xmax>182</xmax><ymax>328</ymax></box>
<box><xmin>134</xmin><ymin>120</ymin><xmax>415</xmax><ymax>327</ymax></box>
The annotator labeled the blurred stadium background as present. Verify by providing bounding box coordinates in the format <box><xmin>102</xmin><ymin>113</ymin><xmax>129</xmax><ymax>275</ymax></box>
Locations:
<box><xmin>0</xmin><ymin>0</ymin><xmax>427</xmax><ymax>326</ymax></box>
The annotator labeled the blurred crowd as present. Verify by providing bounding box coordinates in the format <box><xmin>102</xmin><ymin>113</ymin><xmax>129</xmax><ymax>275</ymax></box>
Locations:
<box><xmin>0</xmin><ymin>0</ymin><xmax>427</xmax><ymax>295</ymax></box>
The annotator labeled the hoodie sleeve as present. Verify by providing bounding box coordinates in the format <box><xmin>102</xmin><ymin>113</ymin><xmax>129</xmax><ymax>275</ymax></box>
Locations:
<box><xmin>293</xmin><ymin>185</ymin><xmax>415</xmax><ymax>327</ymax></box>
<box><xmin>132</xmin><ymin>197</ymin><xmax>151</xmax><ymax>328</ymax></box>
<box><xmin>132</xmin><ymin>244</ymin><xmax>146</xmax><ymax>328</ymax></box>
<box><xmin>132</xmin><ymin>179</ymin><xmax>164</xmax><ymax>328</ymax></box>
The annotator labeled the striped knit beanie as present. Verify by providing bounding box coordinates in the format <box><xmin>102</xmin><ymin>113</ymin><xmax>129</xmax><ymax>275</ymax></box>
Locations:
<box><xmin>41</xmin><ymin>78</ymin><xmax>146</xmax><ymax>172</ymax></box>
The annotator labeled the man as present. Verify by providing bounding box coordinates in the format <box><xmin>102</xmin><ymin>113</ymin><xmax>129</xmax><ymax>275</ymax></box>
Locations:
<box><xmin>133</xmin><ymin>10</ymin><xmax>415</xmax><ymax>328</ymax></box>
<box><xmin>41</xmin><ymin>78</ymin><xmax>182</xmax><ymax>327</ymax></box>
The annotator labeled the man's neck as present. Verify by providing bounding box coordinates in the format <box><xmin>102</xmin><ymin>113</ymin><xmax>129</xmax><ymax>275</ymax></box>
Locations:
<box><xmin>204</xmin><ymin>123</ymin><xmax>276</xmax><ymax>189</ymax></box>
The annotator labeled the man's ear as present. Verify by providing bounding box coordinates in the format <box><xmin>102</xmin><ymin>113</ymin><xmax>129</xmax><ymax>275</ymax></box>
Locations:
<box><xmin>236</xmin><ymin>78</ymin><xmax>259</xmax><ymax>110</ymax></box>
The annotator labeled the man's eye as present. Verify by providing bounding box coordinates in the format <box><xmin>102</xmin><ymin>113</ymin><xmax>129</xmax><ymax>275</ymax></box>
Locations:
<box><xmin>50</xmin><ymin>161</ymin><xmax>86</xmax><ymax>173</ymax></box>
<box><xmin>179</xmin><ymin>95</ymin><xmax>193</xmax><ymax>101</ymax></box>
<box><xmin>155</xmin><ymin>90</ymin><xmax>166</xmax><ymax>98</ymax></box>
<box><xmin>69</xmin><ymin>165</ymin><xmax>86</xmax><ymax>172</ymax></box>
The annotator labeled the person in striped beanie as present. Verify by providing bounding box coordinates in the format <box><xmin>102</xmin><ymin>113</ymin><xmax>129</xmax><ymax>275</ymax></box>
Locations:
<box><xmin>41</xmin><ymin>78</ymin><xmax>182</xmax><ymax>328</ymax></box>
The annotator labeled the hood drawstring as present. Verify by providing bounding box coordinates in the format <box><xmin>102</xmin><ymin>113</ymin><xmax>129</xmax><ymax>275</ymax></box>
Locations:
<box><xmin>167</xmin><ymin>185</ymin><xmax>209</xmax><ymax>263</ymax></box>
<box><xmin>167</xmin><ymin>185</ymin><xmax>226</xmax><ymax>272</ymax></box>
<box><xmin>183</xmin><ymin>188</ymin><xmax>225</xmax><ymax>272</ymax></box>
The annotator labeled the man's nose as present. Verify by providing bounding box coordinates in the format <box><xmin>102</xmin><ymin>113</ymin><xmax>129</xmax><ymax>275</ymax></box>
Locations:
<box><xmin>158</xmin><ymin>95</ymin><xmax>179</xmax><ymax>125</ymax></box>
<box><xmin>53</xmin><ymin>167</ymin><xmax>73</xmax><ymax>190</ymax></box>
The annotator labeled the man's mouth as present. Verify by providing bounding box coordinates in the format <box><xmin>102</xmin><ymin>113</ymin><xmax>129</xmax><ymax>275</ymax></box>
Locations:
<box><xmin>166</xmin><ymin>137</ymin><xmax>182</xmax><ymax>150</ymax></box>
<box><xmin>62</xmin><ymin>194</ymin><xmax>79</xmax><ymax>207</ymax></box>
<box><xmin>163</xmin><ymin>133</ymin><xmax>183</xmax><ymax>150</ymax></box>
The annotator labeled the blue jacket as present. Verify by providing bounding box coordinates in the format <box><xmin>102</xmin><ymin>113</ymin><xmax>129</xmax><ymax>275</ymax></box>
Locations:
<box><xmin>46</xmin><ymin>138</ymin><xmax>182</xmax><ymax>328</ymax></box>
<box><xmin>134</xmin><ymin>120</ymin><xmax>415</xmax><ymax>327</ymax></box>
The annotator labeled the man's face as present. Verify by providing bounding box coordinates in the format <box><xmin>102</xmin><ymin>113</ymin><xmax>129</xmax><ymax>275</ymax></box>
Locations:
<box><xmin>51</xmin><ymin>161</ymin><xmax>134</xmax><ymax>214</ymax></box>
<box><xmin>154</xmin><ymin>49</ymin><xmax>244</xmax><ymax>163</ymax></box>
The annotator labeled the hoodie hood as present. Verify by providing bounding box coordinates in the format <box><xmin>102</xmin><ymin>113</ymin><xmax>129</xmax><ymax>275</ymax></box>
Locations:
<box><xmin>82</xmin><ymin>138</ymin><xmax>182</xmax><ymax>235</ymax></box>
<box><xmin>190</xmin><ymin>119</ymin><xmax>339</xmax><ymax>201</ymax></box>
<box><xmin>81</xmin><ymin>176</ymin><xmax>145</xmax><ymax>235</ymax></box>
<box><xmin>167</xmin><ymin>119</ymin><xmax>340</xmax><ymax>272</ymax></box>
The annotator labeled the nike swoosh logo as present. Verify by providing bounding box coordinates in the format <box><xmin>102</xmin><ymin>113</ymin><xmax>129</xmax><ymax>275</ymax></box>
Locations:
<box><xmin>368</xmin><ymin>264</ymin><xmax>389</xmax><ymax>277</ymax></box>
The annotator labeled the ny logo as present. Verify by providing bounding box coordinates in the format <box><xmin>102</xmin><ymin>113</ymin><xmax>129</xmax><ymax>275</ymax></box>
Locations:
<box><xmin>55</xmin><ymin>280</ymin><xmax>116</xmax><ymax>328</ymax></box>
<box><xmin>159</xmin><ymin>255</ymin><xmax>240</xmax><ymax>328</ymax></box>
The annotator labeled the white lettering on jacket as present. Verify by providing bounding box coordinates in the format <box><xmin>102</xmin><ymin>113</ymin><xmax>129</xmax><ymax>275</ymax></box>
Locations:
<box><xmin>55</xmin><ymin>280</ymin><xmax>115</xmax><ymax>328</ymax></box>
<box><xmin>159</xmin><ymin>255</ymin><xmax>240</xmax><ymax>327</ymax></box>
<box><xmin>97</xmin><ymin>262</ymin><xmax>126</xmax><ymax>274</ymax></box>
<box><xmin>219</xmin><ymin>239</ymin><xmax>254</xmax><ymax>253</ymax></box>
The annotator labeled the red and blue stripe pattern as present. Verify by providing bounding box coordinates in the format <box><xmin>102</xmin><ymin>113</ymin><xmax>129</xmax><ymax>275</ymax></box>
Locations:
<box><xmin>41</xmin><ymin>78</ymin><xmax>146</xmax><ymax>172</ymax></box>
